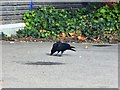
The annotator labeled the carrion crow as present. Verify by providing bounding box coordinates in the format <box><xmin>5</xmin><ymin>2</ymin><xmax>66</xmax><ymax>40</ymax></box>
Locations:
<box><xmin>50</xmin><ymin>41</ymin><xmax>76</xmax><ymax>56</ymax></box>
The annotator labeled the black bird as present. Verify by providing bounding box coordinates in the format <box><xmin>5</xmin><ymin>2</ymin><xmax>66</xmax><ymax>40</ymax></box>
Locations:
<box><xmin>50</xmin><ymin>41</ymin><xmax>76</xmax><ymax>56</ymax></box>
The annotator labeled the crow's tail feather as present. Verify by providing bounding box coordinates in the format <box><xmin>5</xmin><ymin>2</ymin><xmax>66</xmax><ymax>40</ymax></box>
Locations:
<box><xmin>70</xmin><ymin>48</ymin><xmax>76</xmax><ymax>51</ymax></box>
<box><xmin>70</xmin><ymin>46</ymin><xmax>75</xmax><ymax>48</ymax></box>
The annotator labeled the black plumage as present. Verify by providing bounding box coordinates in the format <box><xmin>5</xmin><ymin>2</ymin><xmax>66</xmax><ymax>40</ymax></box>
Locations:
<box><xmin>50</xmin><ymin>41</ymin><xmax>76</xmax><ymax>56</ymax></box>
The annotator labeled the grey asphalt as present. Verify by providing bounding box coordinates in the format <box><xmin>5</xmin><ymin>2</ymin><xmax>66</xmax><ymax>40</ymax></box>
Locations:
<box><xmin>2</xmin><ymin>41</ymin><xmax>118</xmax><ymax>88</ymax></box>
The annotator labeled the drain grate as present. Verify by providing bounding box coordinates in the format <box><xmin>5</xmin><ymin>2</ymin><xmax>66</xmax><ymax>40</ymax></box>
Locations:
<box><xmin>92</xmin><ymin>44</ymin><xmax>112</xmax><ymax>47</ymax></box>
<box><xmin>25</xmin><ymin>61</ymin><xmax>64</xmax><ymax>65</ymax></box>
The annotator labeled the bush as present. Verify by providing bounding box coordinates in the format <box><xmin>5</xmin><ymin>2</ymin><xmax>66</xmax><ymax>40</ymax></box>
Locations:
<box><xmin>79</xmin><ymin>4</ymin><xmax>120</xmax><ymax>40</ymax></box>
<box><xmin>16</xmin><ymin>3</ymin><xmax>120</xmax><ymax>41</ymax></box>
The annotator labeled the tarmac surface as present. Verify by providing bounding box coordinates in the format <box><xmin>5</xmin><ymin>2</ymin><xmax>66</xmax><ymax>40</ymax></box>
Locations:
<box><xmin>2</xmin><ymin>41</ymin><xmax>118</xmax><ymax>88</ymax></box>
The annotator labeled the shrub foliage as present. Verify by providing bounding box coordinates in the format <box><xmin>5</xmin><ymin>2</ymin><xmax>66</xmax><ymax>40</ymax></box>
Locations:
<box><xmin>16</xmin><ymin>3</ymin><xmax>120</xmax><ymax>41</ymax></box>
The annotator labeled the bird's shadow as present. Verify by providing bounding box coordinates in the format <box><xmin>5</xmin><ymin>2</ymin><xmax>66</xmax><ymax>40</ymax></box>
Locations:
<box><xmin>46</xmin><ymin>53</ymin><xmax>71</xmax><ymax>57</ymax></box>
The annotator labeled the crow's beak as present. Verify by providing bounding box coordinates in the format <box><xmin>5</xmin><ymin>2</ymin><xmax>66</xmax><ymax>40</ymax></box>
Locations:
<box><xmin>50</xmin><ymin>53</ymin><xmax>52</xmax><ymax>55</ymax></box>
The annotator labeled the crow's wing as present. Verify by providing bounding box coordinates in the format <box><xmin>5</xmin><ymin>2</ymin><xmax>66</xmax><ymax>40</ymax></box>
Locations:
<box><xmin>57</xmin><ymin>43</ymin><xmax>71</xmax><ymax>51</ymax></box>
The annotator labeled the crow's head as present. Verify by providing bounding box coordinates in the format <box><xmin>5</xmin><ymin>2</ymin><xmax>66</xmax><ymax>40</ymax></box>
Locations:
<box><xmin>50</xmin><ymin>49</ymin><xmax>56</xmax><ymax>55</ymax></box>
<box><xmin>50</xmin><ymin>41</ymin><xmax>61</xmax><ymax>55</ymax></box>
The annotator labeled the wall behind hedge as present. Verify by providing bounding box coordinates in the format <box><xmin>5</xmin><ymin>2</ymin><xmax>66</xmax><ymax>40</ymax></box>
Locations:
<box><xmin>0</xmin><ymin>1</ymin><xmax>85</xmax><ymax>24</ymax></box>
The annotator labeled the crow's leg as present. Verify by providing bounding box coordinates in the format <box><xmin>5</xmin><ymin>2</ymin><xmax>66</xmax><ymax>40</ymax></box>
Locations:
<box><xmin>55</xmin><ymin>51</ymin><xmax>60</xmax><ymax>56</ymax></box>
<box><xmin>59</xmin><ymin>51</ymin><xmax>64</xmax><ymax>56</ymax></box>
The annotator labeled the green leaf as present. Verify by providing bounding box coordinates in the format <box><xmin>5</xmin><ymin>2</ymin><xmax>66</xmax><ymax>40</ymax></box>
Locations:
<box><xmin>94</xmin><ymin>20</ymin><xmax>98</xmax><ymax>23</ymax></box>
<box><xmin>100</xmin><ymin>8</ymin><xmax>106</xmax><ymax>13</ymax></box>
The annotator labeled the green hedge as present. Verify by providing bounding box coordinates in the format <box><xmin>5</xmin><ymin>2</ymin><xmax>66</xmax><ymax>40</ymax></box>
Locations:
<box><xmin>16</xmin><ymin>3</ymin><xmax>120</xmax><ymax>40</ymax></box>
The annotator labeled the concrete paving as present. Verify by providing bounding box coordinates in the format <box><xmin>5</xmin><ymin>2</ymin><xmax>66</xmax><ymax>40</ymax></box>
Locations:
<box><xmin>2</xmin><ymin>41</ymin><xmax>118</xmax><ymax>88</ymax></box>
<box><xmin>0</xmin><ymin>23</ymin><xmax>25</xmax><ymax>36</ymax></box>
